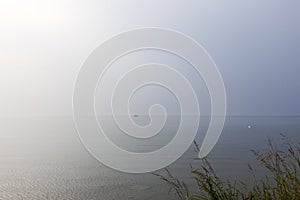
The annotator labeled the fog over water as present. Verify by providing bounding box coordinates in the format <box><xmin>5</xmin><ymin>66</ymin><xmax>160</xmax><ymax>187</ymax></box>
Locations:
<box><xmin>0</xmin><ymin>0</ymin><xmax>299</xmax><ymax>199</ymax></box>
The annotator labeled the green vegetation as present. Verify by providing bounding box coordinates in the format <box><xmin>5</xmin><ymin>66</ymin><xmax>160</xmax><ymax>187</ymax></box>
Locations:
<box><xmin>154</xmin><ymin>135</ymin><xmax>300</xmax><ymax>200</ymax></box>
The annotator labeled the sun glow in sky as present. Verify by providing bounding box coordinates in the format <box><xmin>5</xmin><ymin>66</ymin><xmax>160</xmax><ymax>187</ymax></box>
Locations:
<box><xmin>0</xmin><ymin>0</ymin><xmax>299</xmax><ymax>117</ymax></box>
<box><xmin>0</xmin><ymin>0</ymin><xmax>70</xmax><ymax>28</ymax></box>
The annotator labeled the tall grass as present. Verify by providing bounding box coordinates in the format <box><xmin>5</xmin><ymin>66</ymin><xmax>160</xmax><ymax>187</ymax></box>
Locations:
<box><xmin>154</xmin><ymin>135</ymin><xmax>300</xmax><ymax>200</ymax></box>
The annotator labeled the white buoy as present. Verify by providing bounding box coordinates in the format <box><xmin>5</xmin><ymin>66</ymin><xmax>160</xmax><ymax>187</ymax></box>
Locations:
<box><xmin>247</xmin><ymin>125</ymin><xmax>252</xmax><ymax>129</ymax></box>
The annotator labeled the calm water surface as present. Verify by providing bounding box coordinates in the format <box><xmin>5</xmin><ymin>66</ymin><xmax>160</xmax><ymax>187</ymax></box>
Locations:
<box><xmin>0</xmin><ymin>116</ymin><xmax>299</xmax><ymax>199</ymax></box>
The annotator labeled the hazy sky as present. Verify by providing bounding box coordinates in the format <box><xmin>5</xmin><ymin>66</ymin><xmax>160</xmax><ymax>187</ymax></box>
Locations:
<box><xmin>0</xmin><ymin>0</ymin><xmax>299</xmax><ymax>117</ymax></box>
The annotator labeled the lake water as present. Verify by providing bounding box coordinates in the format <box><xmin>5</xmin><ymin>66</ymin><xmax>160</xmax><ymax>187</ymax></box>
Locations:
<box><xmin>0</xmin><ymin>116</ymin><xmax>299</xmax><ymax>199</ymax></box>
